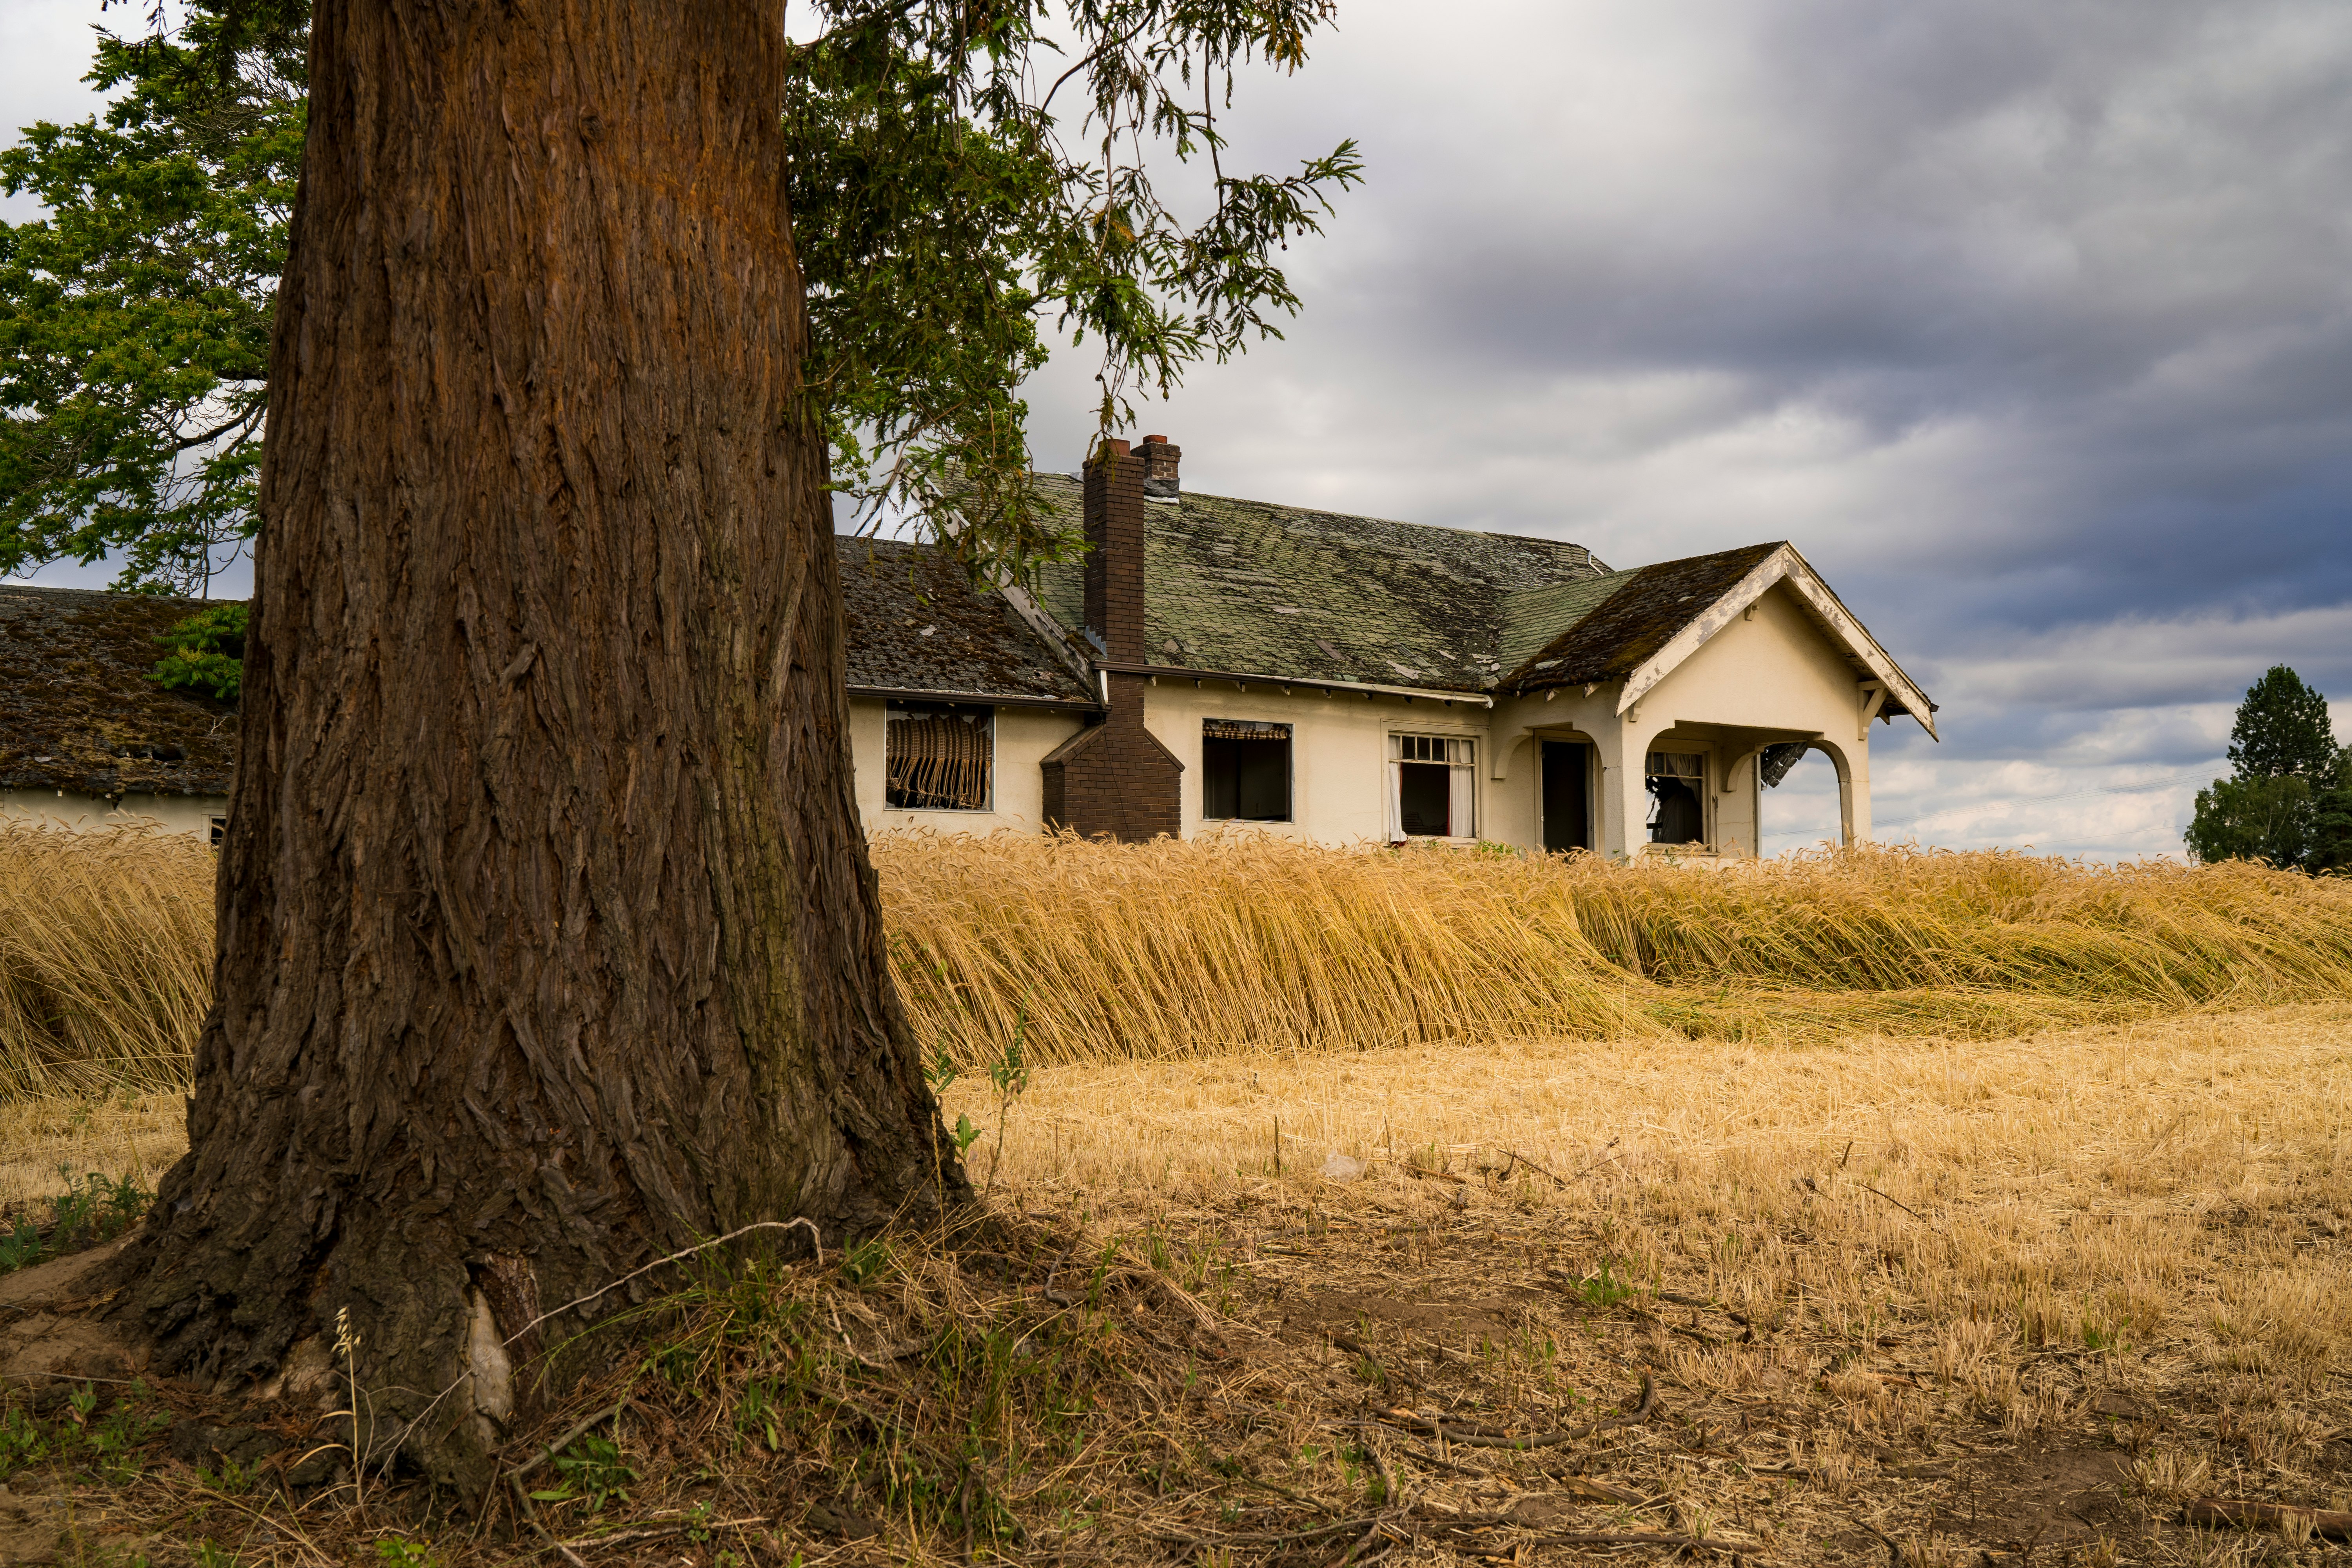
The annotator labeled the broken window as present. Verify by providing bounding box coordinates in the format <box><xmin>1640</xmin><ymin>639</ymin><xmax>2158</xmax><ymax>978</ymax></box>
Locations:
<box><xmin>1202</xmin><ymin>719</ymin><xmax>1291</xmax><ymax>821</ymax></box>
<box><xmin>886</xmin><ymin>702</ymin><xmax>995</xmax><ymax>810</ymax></box>
<box><xmin>1389</xmin><ymin>734</ymin><xmax>1475</xmax><ymax>840</ymax></box>
<box><xmin>1645</xmin><ymin>750</ymin><xmax>1706</xmax><ymax>845</ymax></box>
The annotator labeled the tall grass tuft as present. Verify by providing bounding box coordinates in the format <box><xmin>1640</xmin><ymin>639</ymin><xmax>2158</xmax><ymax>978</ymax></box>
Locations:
<box><xmin>881</xmin><ymin>833</ymin><xmax>2352</xmax><ymax>1065</ymax></box>
<box><xmin>9</xmin><ymin>822</ymin><xmax>2352</xmax><ymax>1096</ymax></box>
<box><xmin>1559</xmin><ymin>846</ymin><xmax>2352</xmax><ymax>1003</ymax></box>
<box><xmin>0</xmin><ymin>821</ymin><xmax>215</xmax><ymax>1099</ymax></box>
<box><xmin>878</xmin><ymin>831</ymin><xmax>1652</xmax><ymax>1066</ymax></box>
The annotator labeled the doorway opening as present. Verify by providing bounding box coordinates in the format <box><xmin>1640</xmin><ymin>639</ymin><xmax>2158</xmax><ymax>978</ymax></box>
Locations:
<box><xmin>1541</xmin><ymin>740</ymin><xmax>1591</xmax><ymax>853</ymax></box>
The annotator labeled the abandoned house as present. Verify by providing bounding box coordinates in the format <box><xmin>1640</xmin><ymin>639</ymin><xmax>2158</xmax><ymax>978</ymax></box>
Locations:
<box><xmin>849</xmin><ymin>436</ymin><xmax>1936</xmax><ymax>858</ymax></box>
<box><xmin>1</xmin><ymin>437</ymin><xmax>1935</xmax><ymax>858</ymax></box>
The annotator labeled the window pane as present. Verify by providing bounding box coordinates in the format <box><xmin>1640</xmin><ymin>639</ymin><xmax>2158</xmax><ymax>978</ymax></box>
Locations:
<box><xmin>1203</xmin><ymin>719</ymin><xmax>1291</xmax><ymax>821</ymax></box>
<box><xmin>1391</xmin><ymin>733</ymin><xmax>1473</xmax><ymax>766</ymax></box>
<box><xmin>886</xmin><ymin>702</ymin><xmax>994</xmax><ymax>810</ymax></box>
<box><xmin>1643</xmin><ymin>750</ymin><xmax>1707</xmax><ymax>845</ymax></box>
<box><xmin>1646</xmin><ymin>775</ymin><xmax>1705</xmax><ymax>844</ymax></box>
<box><xmin>1398</xmin><ymin>762</ymin><xmax>1451</xmax><ymax>836</ymax></box>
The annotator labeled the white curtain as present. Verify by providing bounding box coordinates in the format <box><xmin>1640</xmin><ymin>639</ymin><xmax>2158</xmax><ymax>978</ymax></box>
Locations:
<box><xmin>1385</xmin><ymin>759</ymin><xmax>1404</xmax><ymax>842</ymax></box>
<box><xmin>1448</xmin><ymin>762</ymin><xmax>1475</xmax><ymax>839</ymax></box>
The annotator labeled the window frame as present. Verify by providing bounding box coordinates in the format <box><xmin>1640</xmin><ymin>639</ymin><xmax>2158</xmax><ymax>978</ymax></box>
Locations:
<box><xmin>1387</xmin><ymin>732</ymin><xmax>1479</xmax><ymax>841</ymax></box>
<box><xmin>1200</xmin><ymin>717</ymin><xmax>1294</xmax><ymax>823</ymax></box>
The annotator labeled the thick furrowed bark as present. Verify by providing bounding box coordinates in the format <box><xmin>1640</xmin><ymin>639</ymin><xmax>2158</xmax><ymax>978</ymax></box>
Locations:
<box><xmin>102</xmin><ymin>0</ymin><xmax>965</xmax><ymax>1486</ymax></box>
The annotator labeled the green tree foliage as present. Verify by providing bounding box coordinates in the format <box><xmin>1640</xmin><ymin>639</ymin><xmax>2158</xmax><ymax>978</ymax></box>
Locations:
<box><xmin>2187</xmin><ymin>664</ymin><xmax>2352</xmax><ymax>872</ymax></box>
<box><xmin>2310</xmin><ymin>779</ymin><xmax>2352</xmax><ymax>875</ymax></box>
<box><xmin>148</xmin><ymin>601</ymin><xmax>247</xmax><ymax>701</ymax></box>
<box><xmin>2184</xmin><ymin>774</ymin><xmax>2314</xmax><ymax>870</ymax></box>
<box><xmin>0</xmin><ymin>11</ymin><xmax>302</xmax><ymax>593</ymax></box>
<box><xmin>4</xmin><ymin>0</ymin><xmax>1359</xmax><ymax>590</ymax></box>
<box><xmin>2225</xmin><ymin>665</ymin><xmax>2340</xmax><ymax>781</ymax></box>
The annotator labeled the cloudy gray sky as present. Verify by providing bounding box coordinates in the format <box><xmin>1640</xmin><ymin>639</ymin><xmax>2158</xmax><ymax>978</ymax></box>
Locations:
<box><xmin>9</xmin><ymin>0</ymin><xmax>2349</xmax><ymax>858</ymax></box>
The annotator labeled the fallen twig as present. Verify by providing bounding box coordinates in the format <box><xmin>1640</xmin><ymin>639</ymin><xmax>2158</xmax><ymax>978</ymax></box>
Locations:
<box><xmin>512</xmin><ymin>1397</ymin><xmax>629</xmax><ymax>1480</ymax></box>
<box><xmin>1498</xmin><ymin>1149</ymin><xmax>1572</xmax><ymax>1188</ymax></box>
<box><xmin>1854</xmin><ymin>1183</ymin><xmax>1934</xmax><ymax>1225</ymax></box>
<box><xmin>1655</xmin><ymin>1289</ymin><xmax>1753</xmax><ymax>1328</ymax></box>
<box><xmin>509</xmin><ymin>1474</ymin><xmax>590</xmax><ymax>1568</ymax></box>
<box><xmin>1627</xmin><ymin>1304</ymin><xmax>1722</xmax><ymax>1348</ymax></box>
<box><xmin>1565</xmin><ymin>1138</ymin><xmax>1623</xmax><ymax>1181</ymax></box>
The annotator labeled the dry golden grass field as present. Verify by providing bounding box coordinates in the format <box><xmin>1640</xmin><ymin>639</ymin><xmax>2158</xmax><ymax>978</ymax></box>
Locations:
<box><xmin>3</xmin><ymin>824</ymin><xmax>2351</xmax><ymax>1566</ymax></box>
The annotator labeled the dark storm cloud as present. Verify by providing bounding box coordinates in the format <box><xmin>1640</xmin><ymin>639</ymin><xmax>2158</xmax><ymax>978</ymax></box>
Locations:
<box><xmin>9</xmin><ymin>0</ymin><xmax>2347</xmax><ymax>856</ymax></box>
<box><xmin>1015</xmin><ymin>0</ymin><xmax>2352</xmax><ymax>855</ymax></box>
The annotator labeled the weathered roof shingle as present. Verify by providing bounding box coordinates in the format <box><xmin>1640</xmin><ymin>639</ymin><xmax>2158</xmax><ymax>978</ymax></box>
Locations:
<box><xmin>1501</xmin><ymin>543</ymin><xmax>1784</xmax><ymax>691</ymax></box>
<box><xmin>838</xmin><ymin>537</ymin><xmax>1094</xmax><ymax>706</ymax></box>
<box><xmin>1025</xmin><ymin>475</ymin><xmax>1615</xmax><ymax>693</ymax></box>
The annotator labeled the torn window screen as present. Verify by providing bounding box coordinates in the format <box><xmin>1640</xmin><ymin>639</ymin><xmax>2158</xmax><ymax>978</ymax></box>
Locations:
<box><xmin>1644</xmin><ymin>750</ymin><xmax>1706</xmax><ymax>846</ymax></box>
<box><xmin>886</xmin><ymin>702</ymin><xmax>995</xmax><ymax>810</ymax></box>
<box><xmin>1760</xmin><ymin>742</ymin><xmax>1811</xmax><ymax>788</ymax></box>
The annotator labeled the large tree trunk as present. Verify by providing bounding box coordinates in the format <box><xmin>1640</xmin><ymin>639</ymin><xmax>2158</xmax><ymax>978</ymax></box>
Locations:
<box><xmin>104</xmin><ymin>0</ymin><xmax>965</xmax><ymax>1485</ymax></box>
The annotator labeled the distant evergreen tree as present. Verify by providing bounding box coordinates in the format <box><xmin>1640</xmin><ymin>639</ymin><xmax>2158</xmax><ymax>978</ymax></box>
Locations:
<box><xmin>2225</xmin><ymin>666</ymin><xmax>2339</xmax><ymax>780</ymax></box>
<box><xmin>2187</xmin><ymin>665</ymin><xmax>2348</xmax><ymax>871</ymax></box>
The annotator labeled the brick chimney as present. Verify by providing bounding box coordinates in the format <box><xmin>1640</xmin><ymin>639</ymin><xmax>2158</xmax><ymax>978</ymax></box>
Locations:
<box><xmin>1082</xmin><ymin>437</ymin><xmax>1146</xmax><ymax>661</ymax></box>
<box><xmin>1140</xmin><ymin>433</ymin><xmax>1182</xmax><ymax>501</ymax></box>
<box><xmin>1045</xmin><ymin>436</ymin><xmax>1183</xmax><ymax>840</ymax></box>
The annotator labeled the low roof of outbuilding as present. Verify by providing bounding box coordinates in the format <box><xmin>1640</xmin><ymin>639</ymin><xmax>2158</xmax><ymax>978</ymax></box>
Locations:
<box><xmin>0</xmin><ymin>584</ymin><xmax>240</xmax><ymax>798</ymax></box>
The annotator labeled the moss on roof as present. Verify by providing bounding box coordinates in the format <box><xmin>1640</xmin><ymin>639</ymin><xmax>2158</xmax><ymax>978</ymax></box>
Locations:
<box><xmin>0</xmin><ymin>586</ymin><xmax>240</xmax><ymax>797</ymax></box>
<box><xmin>1018</xmin><ymin>476</ymin><xmax>1801</xmax><ymax>696</ymax></box>
<box><xmin>1502</xmin><ymin>543</ymin><xmax>1783</xmax><ymax>691</ymax></box>
<box><xmin>1025</xmin><ymin>475</ymin><xmax>1616</xmax><ymax>692</ymax></box>
<box><xmin>838</xmin><ymin>537</ymin><xmax>1094</xmax><ymax>704</ymax></box>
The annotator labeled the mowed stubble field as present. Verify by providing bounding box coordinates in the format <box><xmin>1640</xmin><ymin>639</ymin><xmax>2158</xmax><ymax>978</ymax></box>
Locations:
<box><xmin>3</xmin><ymin>823</ymin><xmax>2351</xmax><ymax>1563</ymax></box>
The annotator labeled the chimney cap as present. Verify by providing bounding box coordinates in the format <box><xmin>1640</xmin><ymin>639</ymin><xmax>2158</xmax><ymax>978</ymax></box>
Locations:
<box><xmin>1142</xmin><ymin>433</ymin><xmax>1169</xmax><ymax>444</ymax></box>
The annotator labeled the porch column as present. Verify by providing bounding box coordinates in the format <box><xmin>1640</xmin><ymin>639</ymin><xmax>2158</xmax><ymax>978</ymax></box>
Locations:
<box><xmin>1592</xmin><ymin>708</ymin><xmax>1667</xmax><ymax>860</ymax></box>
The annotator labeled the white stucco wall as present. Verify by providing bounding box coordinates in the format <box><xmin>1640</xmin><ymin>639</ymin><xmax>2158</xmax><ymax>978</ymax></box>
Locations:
<box><xmin>1628</xmin><ymin>583</ymin><xmax>1877</xmax><ymax>851</ymax></box>
<box><xmin>1138</xmin><ymin>679</ymin><xmax>1490</xmax><ymax>845</ymax></box>
<box><xmin>2</xmin><ymin>789</ymin><xmax>229</xmax><ymax>840</ymax></box>
<box><xmin>849</xmin><ymin>698</ymin><xmax>1089</xmax><ymax>835</ymax></box>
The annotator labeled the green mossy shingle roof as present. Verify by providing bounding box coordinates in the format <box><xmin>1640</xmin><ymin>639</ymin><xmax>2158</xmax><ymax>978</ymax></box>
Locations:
<box><xmin>1024</xmin><ymin>474</ymin><xmax>1628</xmax><ymax>693</ymax></box>
<box><xmin>1506</xmin><ymin>542</ymin><xmax>1786</xmax><ymax>692</ymax></box>
<box><xmin>1021</xmin><ymin>474</ymin><xmax>1784</xmax><ymax>695</ymax></box>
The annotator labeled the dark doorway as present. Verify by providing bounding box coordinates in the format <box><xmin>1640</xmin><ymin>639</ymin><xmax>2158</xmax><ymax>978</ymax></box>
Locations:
<box><xmin>1541</xmin><ymin>741</ymin><xmax>1590</xmax><ymax>853</ymax></box>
